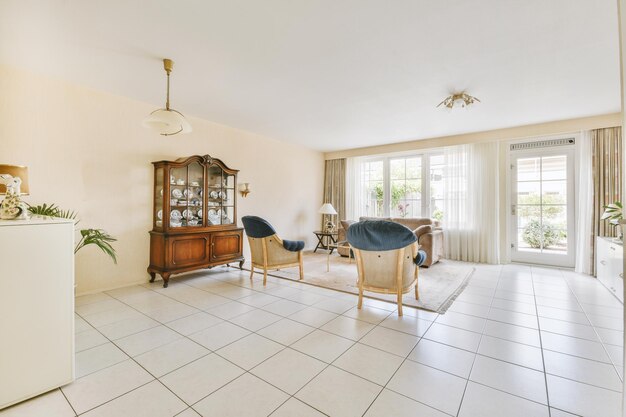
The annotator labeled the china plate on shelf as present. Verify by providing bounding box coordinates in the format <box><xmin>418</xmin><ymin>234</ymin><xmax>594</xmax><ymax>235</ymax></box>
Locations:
<box><xmin>170</xmin><ymin>210</ymin><xmax>182</xmax><ymax>220</ymax></box>
<box><xmin>157</xmin><ymin>210</ymin><xmax>163</xmax><ymax>220</ymax></box>
<box><xmin>172</xmin><ymin>188</ymin><xmax>183</xmax><ymax>199</ymax></box>
<box><xmin>182</xmin><ymin>209</ymin><xmax>194</xmax><ymax>220</ymax></box>
<box><xmin>209</xmin><ymin>190</ymin><xmax>218</xmax><ymax>199</ymax></box>
<box><xmin>197</xmin><ymin>209</ymin><xmax>202</xmax><ymax>218</ymax></box>
<box><xmin>208</xmin><ymin>209</ymin><xmax>217</xmax><ymax>217</ymax></box>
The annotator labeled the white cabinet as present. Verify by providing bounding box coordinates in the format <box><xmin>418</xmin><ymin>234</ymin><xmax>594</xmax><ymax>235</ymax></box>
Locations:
<box><xmin>596</xmin><ymin>237</ymin><xmax>623</xmax><ymax>303</ymax></box>
<box><xmin>0</xmin><ymin>218</ymin><xmax>75</xmax><ymax>409</ymax></box>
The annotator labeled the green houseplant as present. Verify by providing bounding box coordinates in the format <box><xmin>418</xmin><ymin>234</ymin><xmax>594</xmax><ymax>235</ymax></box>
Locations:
<box><xmin>601</xmin><ymin>201</ymin><xmax>623</xmax><ymax>241</ymax></box>
<box><xmin>27</xmin><ymin>203</ymin><xmax>117</xmax><ymax>263</ymax></box>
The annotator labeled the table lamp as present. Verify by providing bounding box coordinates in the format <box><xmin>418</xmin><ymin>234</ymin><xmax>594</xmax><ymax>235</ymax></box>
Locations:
<box><xmin>318</xmin><ymin>203</ymin><xmax>337</xmax><ymax>233</ymax></box>
<box><xmin>0</xmin><ymin>164</ymin><xmax>30</xmax><ymax>220</ymax></box>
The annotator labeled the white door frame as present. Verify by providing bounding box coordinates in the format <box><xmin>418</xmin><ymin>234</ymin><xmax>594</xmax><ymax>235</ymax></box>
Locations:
<box><xmin>509</xmin><ymin>145</ymin><xmax>577</xmax><ymax>268</ymax></box>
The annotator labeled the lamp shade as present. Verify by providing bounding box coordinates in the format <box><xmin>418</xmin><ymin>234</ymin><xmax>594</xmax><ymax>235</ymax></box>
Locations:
<box><xmin>0</xmin><ymin>164</ymin><xmax>29</xmax><ymax>195</ymax></box>
<box><xmin>318</xmin><ymin>203</ymin><xmax>337</xmax><ymax>215</ymax></box>
<box><xmin>143</xmin><ymin>109</ymin><xmax>192</xmax><ymax>136</ymax></box>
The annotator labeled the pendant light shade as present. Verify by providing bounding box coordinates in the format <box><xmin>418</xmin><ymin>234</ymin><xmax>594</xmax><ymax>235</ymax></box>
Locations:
<box><xmin>143</xmin><ymin>59</ymin><xmax>192</xmax><ymax>136</ymax></box>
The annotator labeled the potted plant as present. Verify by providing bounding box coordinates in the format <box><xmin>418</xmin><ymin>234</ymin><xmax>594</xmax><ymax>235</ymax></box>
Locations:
<box><xmin>601</xmin><ymin>201</ymin><xmax>623</xmax><ymax>242</ymax></box>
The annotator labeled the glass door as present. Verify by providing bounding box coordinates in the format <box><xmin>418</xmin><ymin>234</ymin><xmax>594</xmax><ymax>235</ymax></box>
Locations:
<box><xmin>510</xmin><ymin>149</ymin><xmax>575</xmax><ymax>267</ymax></box>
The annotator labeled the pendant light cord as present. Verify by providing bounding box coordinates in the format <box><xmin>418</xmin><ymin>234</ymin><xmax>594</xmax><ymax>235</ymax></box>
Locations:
<box><xmin>165</xmin><ymin>71</ymin><xmax>171</xmax><ymax>110</ymax></box>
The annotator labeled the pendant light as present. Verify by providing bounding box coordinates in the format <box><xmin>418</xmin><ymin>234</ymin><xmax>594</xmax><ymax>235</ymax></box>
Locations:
<box><xmin>143</xmin><ymin>59</ymin><xmax>192</xmax><ymax>136</ymax></box>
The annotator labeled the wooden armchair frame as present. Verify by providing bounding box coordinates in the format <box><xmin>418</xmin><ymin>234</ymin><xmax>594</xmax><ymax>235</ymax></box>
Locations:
<box><xmin>248</xmin><ymin>234</ymin><xmax>304</xmax><ymax>285</ymax></box>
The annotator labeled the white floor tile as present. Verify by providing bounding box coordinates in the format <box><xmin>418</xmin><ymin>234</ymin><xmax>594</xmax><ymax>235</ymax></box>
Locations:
<box><xmin>539</xmin><ymin>317</ymin><xmax>600</xmax><ymax>341</ymax></box>
<box><xmin>75</xmin><ymin>292</ymin><xmax>112</xmax><ymax>307</ymax></box>
<box><xmin>75</xmin><ymin>342</ymin><xmax>129</xmax><ymax>378</ymax></box>
<box><xmin>359</xmin><ymin>326</ymin><xmax>419</xmax><ymax>357</ymax></box>
<box><xmin>321</xmin><ymin>316</ymin><xmax>375</xmax><ymax>340</ymax></box>
<box><xmin>482</xmin><ymin>320</ymin><xmax>541</xmax><ymax>347</ymax></box>
<box><xmin>270</xmin><ymin>398</ymin><xmax>326</xmax><ymax>417</ymax></box>
<box><xmin>469</xmin><ymin>355</ymin><xmax>547</xmax><ymax>404</ymax></box>
<box><xmin>116</xmin><ymin>325</ymin><xmax>182</xmax><ymax>357</ymax></box>
<box><xmin>333</xmin><ymin>343</ymin><xmax>404</xmax><ymax>385</ymax></box>
<box><xmin>543</xmin><ymin>350</ymin><xmax>622</xmax><ymax>391</ymax></box>
<box><xmin>296</xmin><ymin>366</ymin><xmax>381</xmax><ymax>417</ymax></box>
<box><xmin>262</xmin><ymin>299</ymin><xmax>308</xmax><ymax>316</ymax></box>
<box><xmin>291</xmin><ymin>330</ymin><xmax>354</xmax><ymax>363</ymax></box>
<box><xmin>549</xmin><ymin>408</ymin><xmax>579</xmax><ymax>417</ymax></box>
<box><xmin>251</xmin><ymin>348</ymin><xmax>326</xmax><ymax>395</ymax></box>
<box><xmin>541</xmin><ymin>331</ymin><xmax>610</xmax><ymax>363</ymax></box>
<box><xmin>547</xmin><ymin>374</ymin><xmax>622</xmax><ymax>417</ymax></box>
<box><xmin>342</xmin><ymin>306</ymin><xmax>392</xmax><ymax>324</ymax></box>
<box><xmin>478</xmin><ymin>335</ymin><xmax>544</xmax><ymax>371</ymax></box>
<box><xmin>423</xmin><ymin>323</ymin><xmax>482</xmax><ymax>352</ymax></box>
<box><xmin>204</xmin><ymin>300</ymin><xmax>257</xmax><ymax>319</ymax></box>
<box><xmin>435</xmin><ymin>311</ymin><xmax>486</xmax><ymax>333</ymax></box>
<box><xmin>134</xmin><ymin>338</ymin><xmax>209</xmax><ymax>377</ymax></box>
<box><xmin>164</xmin><ymin>312</ymin><xmax>223</xmax><ymax>335</ymax></box>
<box><xmin>188</xmin><ymin>321</ymin><xmax>250</xmax><ymax>350</ymax></box>
<box><xmin>487</xmin><ymin>307</ymin><xmax>538</xmax><ymax>329</ymax></box>
<box><xmin>229</xmin><ymin>309</ymin><xmax>283</xmax><ymax>331</ymax></box>
<box><xmin>448</xmin><ymin>300</ymin><xmax>491</xmax><ymax>318</ymax></box>
<box><xmin>458</xmin><ymin>381</ymin><xmax>549</xmax><ymax>417</ymax></box>
<box><xmin>159</xmin><ymin>353</ymin><xmax>244</xmax><ymax>404</ymax></box>
<box><xmin>387</xmin><ymin>360</ymin><xmax>466</xmax><ymax>416</ymax></box>
<box><xmin>596</xmin><ymin>327</ymin><xmax>624</xmax><ymax>346</ymax></box>
<box><xmin>62</xmin><ymin>360</ymin><xmax>153</xmax><ymax>414</ymax></box>
<box><xmin>363</xmin><ymin>389</ymin><xmax>449</xmax><ymax>417</ymax></box>
<box><xmin>81</xmin><ymin>380</ymin><xmax>186</xmax><ymax>417</ymax></box>
<box><xmin>289</xmin><ymin>306</ymin><xmax>339</xmax><ymax>327</ymax></box>
<box><xmin>96</xmin><ymin>315</ymin><xmax>161</xmax><ymax>340</ymax></box>
<box><xmin>0</xmin><ymin>389</ymin><xmax>75</xmax><ymax>417</ymax></box>
<box><xmin>75</xmin><ymin>328</ymin><xmax>108</xmax><ymax>352</ymax></box>
<box><xmin>237</xmin><ymin>293</ymin><xmax>282</xmax><ymax>308</ymax></box>
<box><xmin>490</xmin><ymin>297</ymin><xmax>537</xmax><ymax>315</ymax></box>
<box><xmin>408</xmin><ymin>338</ymin><xmax>476</xmax><ymax>378</ymax></box>
<box><xmin>217</xmin><ymin>333</ymin><xmax>283</xmax><ymax>370</ymax></box>
<box><xmin>82</xmin><ymin>306</ymin><xmax>146</xmax><ymax>328</ymax></box>
<box><xmin>379</xmin><ymin>314</ymin><xmax>432</xmax><ymax>337</ymax></box>
<box><xmin>536</xmin><ymin>305</ymin><xmax>590</xmax><ymax>325</ymax></box>
<box><xmin>257</xmin><ymin>318</ymin><xmax>316</xmax><ymax>345</ymax></box>
<box><xmin>313</xmin><ymin>297</ymin><xmax>357</xmax><ymax>314</ymax></box>
<box><xmin>193</xmin><ymin>373</ymin><xmax>289</xmax><ymax>417</ymax></box>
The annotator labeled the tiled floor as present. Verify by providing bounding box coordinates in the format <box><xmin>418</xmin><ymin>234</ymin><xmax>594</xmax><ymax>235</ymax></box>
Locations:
<box><xmin>1</xmin><ymin>263</ymin><xmax>624</xmax><ymax>417</ymax></box>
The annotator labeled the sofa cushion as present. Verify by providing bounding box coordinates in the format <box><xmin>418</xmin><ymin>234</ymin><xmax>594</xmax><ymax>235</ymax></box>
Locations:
<box><xmin>392</xmin><ymin>217</ymin><xmax>432</xmax><ymax>230</ymax></box>
<box><xmin>359</xmin><ymin>216</ymin><xmax>391</xmax><ymax>222</ymax></box>
<box><xmin>340</xmin><ymin>219</ymin><xmax>356</xmax><ymax>232</ymax></box>
<box><xmin>283</xmin><ymin>239</ymin><xmax>305</xmax><ymax>252</ymax></box>
<box><xmin>413</xmin><ymin>224</ymin><xmax>433</xmax><ymax>239</ymax></box>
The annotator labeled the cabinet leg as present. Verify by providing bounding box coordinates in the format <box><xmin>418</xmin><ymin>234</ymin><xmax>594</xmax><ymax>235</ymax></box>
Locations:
<box><xmin>149</xmin><ymin>272</ymin><xmax>156</xmax><ymax>283</ymax></box>
<box><xmin>162</xmin><ymin>273</ymin><xmax>171</xmax><ymax>288</ymax></box>
<box><xmin>239</xmin><ymin>259</ymin><xmax>245</xmax><ymax>269</ymax></box>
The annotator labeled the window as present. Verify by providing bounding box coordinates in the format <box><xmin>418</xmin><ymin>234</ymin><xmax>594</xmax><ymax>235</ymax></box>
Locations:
<box><xmin>357</xmin><ymin>153</ymin><xmax>443</xmax><ymax>219</ymax></box>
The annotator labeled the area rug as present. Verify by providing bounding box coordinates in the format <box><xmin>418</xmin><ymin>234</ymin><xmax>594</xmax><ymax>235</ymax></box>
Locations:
<box><xmin>249</xmin><ymin>251</ymin><xmax>474</xmax><ymax>313</ymax></box>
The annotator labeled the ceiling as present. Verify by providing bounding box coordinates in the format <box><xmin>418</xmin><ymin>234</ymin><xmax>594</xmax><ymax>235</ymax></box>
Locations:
<box><xmin>0</xmin><ymin>0</ymin><xmax>621</xmax><ymax>152</ymax></box>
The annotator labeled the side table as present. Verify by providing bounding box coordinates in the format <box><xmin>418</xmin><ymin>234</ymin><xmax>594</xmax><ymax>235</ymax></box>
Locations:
<box><xmin>313</xmin><ymin>230</ymin><xmax>338</xmax><ymax>253</ymax></box>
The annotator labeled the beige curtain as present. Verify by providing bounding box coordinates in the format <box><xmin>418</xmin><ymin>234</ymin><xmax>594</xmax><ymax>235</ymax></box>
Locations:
<box><xmin>591</xmin><ymin>126</ymin><xmax>622</xmax><ymax>275</ymax></box>
<box><xmin>322</xmin><ymin>159</ymin><xmax>346</xmax><ymax>229</ymax></box>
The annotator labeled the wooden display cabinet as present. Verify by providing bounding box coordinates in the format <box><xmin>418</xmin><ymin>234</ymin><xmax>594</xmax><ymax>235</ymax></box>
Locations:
<box><xmin>148</xmin><ymin>155</ymin><xmax>244</xmax><ymax>287</ymax></box>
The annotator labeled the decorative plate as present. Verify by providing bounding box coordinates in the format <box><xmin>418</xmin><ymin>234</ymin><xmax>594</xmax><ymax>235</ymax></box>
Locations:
<box><xmin>182</xmin><ymin>209</ymin><xmax>193</xmax><ymax>220</ymax></box>
<box><xmin>157</xmin><ymin>210</ymin><xmax>162</xmax><ymax>220</ymax></box>
<box><xmin>190</xmin><ymin>198</ymin><xmax>200</xmax><ymax>206</ymax></box>
<box><xmin>183</xmin><ymin>189</ymin><xmax>191</xmax><ymax>198</ymax></box>
<box><xmin>197</xmin><ymin>209</ymin><xmax>203</xmax><ymax>218</ymax></box>
<box><xmin>208</xmin><ymin>209</ymin><xmax>217</xmax><ymax>217</ymax></box>
<box><xmin>170</xmin><ymin>175</ymin><xmax>175</xmax><ymax>184</ymax></box>
<box><xmin>170</xmin><ymin>210</ymin><xmax>182</xmax><ymax>220</ymax></box>
<box><xmin>210</xmin><ymin>190</ymin><xmax>218</xmax><ymax>199</ymax></box>
<box><xmin>172</xmin><ymin>188</ymin><xmax>183</xmax><ymax>199</ymax></box>
<box><xmin>198</xmin><ymin>190</ymin><xmax>203</xmax><ymax>198</ymax></box>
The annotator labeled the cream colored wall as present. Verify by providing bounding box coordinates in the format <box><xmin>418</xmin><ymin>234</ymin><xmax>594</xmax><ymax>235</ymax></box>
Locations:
<box><xmin>0</xmin><ymin>66</ymin><xmax>324</xmax><ymax>295</ymax></box>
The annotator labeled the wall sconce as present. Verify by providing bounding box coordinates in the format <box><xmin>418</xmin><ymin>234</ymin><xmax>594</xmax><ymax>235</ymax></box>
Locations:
<box><xmin>0</xmin><ymin>164</ymin><xmax>30</xmax><ymax>220</ymax></box>
<box><xmin>239</xmin><ymin>183</ymin><xmax>251</xmax><ymax>198</ymax></box>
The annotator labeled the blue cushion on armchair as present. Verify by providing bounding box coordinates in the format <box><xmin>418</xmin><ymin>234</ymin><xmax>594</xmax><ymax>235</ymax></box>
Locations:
<box><xmin>347</xmin><ymin>220</ymin><xmax>417</xmax><ymax>251</ymax></box>
<box><xmin>242</xmin><ymin>216</ymin><xmax>277</xmax><ymax>238</ymax></box>
<box><xmin>414</xmin><ymin>249</ymin><xmax>427</xmax><ymax>266</ymax></box>
<box><xmin>283</xmin><ymin>239</ymin><xmax>305</xmax><ymax>252</ymax></box>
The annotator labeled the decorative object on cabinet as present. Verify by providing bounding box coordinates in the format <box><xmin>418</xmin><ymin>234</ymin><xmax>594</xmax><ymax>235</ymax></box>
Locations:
<box><xmin>242</xmin><ymin>215</ymin><xmax>304</xmax><ymax>285</ymax></box>
<box><xmin>239</xmin><ymin>182</ymin><xmax>251</xmax><ymax>198</ymax></box>
<box><xmin>0</xmin><ymin>164</ymin><xmax>30</xmax><ymax>220</ymax></box>
<box><xmin>596</xmin><ymin>237</ymin><xmax>623</xmax><ymax>302</ymax></box>
<box><xmin>601</xmin><ymin>201</ymin><xmax>623</xmax><ymax>241</ymax></box>
<box><xmin>148</xmin><ymin>155</ymin><xmax>244</xmax><ymax>287</ymax></box>
<box><xmin>26</xmin><ymin>203</ymin><xmax>117</xmax><ymax>263</ymax></box>
<box><xmin>142</xmin><ymin>58</ymin><xmax>192</xmax><ymax>136</ymax></box>
<box><xmin>318</xmin><ymin>203</ymin><xmax>338</xmax><ymax>233</ymax></box>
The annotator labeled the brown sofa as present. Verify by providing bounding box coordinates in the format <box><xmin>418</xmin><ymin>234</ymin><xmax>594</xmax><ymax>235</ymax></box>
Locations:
<box><xmin>337</xmin><ymin>217</ymin><xmax>444</xmax><ymax>267</ymax></box>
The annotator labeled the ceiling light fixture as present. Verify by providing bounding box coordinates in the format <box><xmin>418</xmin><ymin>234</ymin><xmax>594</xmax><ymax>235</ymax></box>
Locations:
<box><xmin>143</xmin><ymin>59</ymin><xmax>192</xmax><ymax>136</ymax></box>
<box><xmin>437</xmin><ymin>92</ymin><xmax>481</xmax><ymax>109</ymax></box>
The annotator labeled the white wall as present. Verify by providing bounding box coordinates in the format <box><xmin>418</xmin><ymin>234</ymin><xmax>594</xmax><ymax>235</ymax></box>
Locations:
<box><xmin>0</xmin><ymin>66</ymin><xmax>325</xmax><ymax>294</ymax></box>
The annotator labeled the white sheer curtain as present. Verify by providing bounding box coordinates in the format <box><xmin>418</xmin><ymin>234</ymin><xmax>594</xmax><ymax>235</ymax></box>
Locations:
<box><xmin>345</xmin><ymin>156</ymin><xmax>362</xmax><ymax>221</ymax></box>
<box><xmin>575</xmin><ymin>130</ymin><xmax>593</xmax><ymax>274</ymax></box>
<box><xmin>443</xmin><ymin>141</ymin><xmax>500</xmax><ymax>264</ymax></box>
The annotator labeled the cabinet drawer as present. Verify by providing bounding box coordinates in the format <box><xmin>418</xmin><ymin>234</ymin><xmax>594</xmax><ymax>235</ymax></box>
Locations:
<box><xmin>168</xmin><ymin>235</ymin><xmax>209</xmax><ymax>267</ymax></box>
<box><xmin>211</xmin><ymin>230</ymin><xmax>243</xmax><ymax>261</ymax></box>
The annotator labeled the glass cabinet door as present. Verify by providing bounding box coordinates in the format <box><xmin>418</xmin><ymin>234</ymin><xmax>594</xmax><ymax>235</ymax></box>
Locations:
<box><xmin>169</xmin><ymin>166</ymin><xmax>186</xmax><ymax>228</ymax></box>
<box><xmin>155</xmin><ymin>167</ymin><xmax>164</xmax><ymax>229</ymax></box>
<box><xmin>221</xmin><ymin>173</ymin><xmax>235</xmax><ymax>225</ymax></box>
<box><xmin>185</xmin><ymin>162</ymin><xmax>204</xmax><ymax>227</ymax></box>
